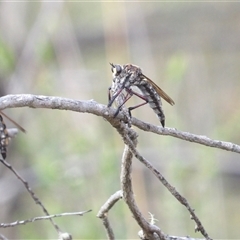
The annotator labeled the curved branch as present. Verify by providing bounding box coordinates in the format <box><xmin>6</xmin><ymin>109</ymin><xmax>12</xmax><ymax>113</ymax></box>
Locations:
<box><xmin>118</xmin><ymin>131</ymin><xmax>211</xmax><ymax>240</ymax></box>
<box><xmin>0</xmin><ymin>94</ymin><xmax>217</xmax><ymax>240</ymax></box>
<box><xmin>115</xmin><ymin>122</ymin><xmax>167</xmax><ymax>240</ymax></box>
<box><xmin>0</xmin><ymin>94</ymin><xmax>239</xmax><ymax>154</ymax></box>
<box><xmin>97</xmin><ymin>190</ymin><xmax>123</xmax><ymax>240</ymax></box>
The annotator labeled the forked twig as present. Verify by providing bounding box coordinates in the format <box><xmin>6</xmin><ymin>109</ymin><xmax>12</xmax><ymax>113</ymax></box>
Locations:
<box><xmin>0</xmin><ymin>94</ymin><xmax>235</xmax><ymax>239</ymax></box>
<box><xmin>113</xmin><ymin>121</ymin><xmax>167</xmax><ymax>240</ymax></box>
<box><xmin>0</xmin><ymin>158</ymin><xmax>61</xmax><ymax>234</ymax></box>
<box><xmin>116</xmin><ymin>123</ymin><xmax>212</xmax><ymax>240</ymax></box>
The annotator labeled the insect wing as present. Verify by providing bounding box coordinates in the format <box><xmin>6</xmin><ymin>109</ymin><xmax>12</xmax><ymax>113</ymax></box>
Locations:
<box><xmin>141</xmin><ymin>74</ymin><xmax>175</xmax><ymax>106</ymax></box>
<box><xmin>0</xmin><ymin>111</ymin><xmax>26</xmax><ymax>133</ymax></box>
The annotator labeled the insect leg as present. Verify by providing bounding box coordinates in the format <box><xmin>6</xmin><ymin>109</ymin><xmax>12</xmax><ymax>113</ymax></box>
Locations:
<box><xmin>107</xmin><ymin>86</ymin><xmax>125</xmax><ymax>108</ymax></box>
<box><xmin>108</xmin><ymin>87</ymin><xmax>112</xmax><ymax>102</ymax></box>
<box><xmin>124</xmin><ymin>88</ymin><xmax>149</xmax><ymax>118</ymax></box>
<box><xmin>113</xmin><ymin>91</ymin><xmax>133</xmax><ymax>117</ymax></box>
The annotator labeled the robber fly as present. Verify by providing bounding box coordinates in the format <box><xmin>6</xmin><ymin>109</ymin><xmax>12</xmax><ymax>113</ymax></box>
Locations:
<box><xmin>0</xmin><ymin>111</ymin><xmax>26</xmax><ymax>159</ymax></box>
<box><xmin>108</xmin><ymin>63</ymin><xmax>175</xmax><ymax>127</ymax></box>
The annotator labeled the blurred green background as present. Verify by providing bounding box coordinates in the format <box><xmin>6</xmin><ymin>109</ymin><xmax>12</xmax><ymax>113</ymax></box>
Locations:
<box><xmin>0</xmin><ymin>2</ymin><xmax>240</xmax><ymax>239</ymax></box>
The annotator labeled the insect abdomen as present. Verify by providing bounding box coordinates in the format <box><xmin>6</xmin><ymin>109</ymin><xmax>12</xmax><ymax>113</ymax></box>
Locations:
<box><xmin>0</xmin><ymin>115</ymin><xmax>9</xmax><ymax>159</ymax></box>
<box><xmin>137</xmin><ymin>83</ymin><xmax>165</xmax><ymax>127</ymax></box>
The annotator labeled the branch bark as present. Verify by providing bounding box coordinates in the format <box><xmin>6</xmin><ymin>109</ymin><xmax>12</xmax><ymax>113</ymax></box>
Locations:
<box><xmin>116</xmin><ymin>126</ymin><xmax>211</xmax><ymax>240</ymax></box>
<box><xmin>0</xmin><ymin>94</ymin><xmax>239</xmax><ymax>154</ymax></box>
<box><xmin>0</xmin><ymin>210</ymin><xmax>91</xmax><ymax>228</ymax></box>
<box><xmin>0</xmin><ymin>93</ymin><xmax>235</xmax><ymax>239</ymax></box>
<box><xmin>97</xmin><ymin>190</ymin><xmax>123</xmax><ymax>240</ymax></box>
<box><xmin>115</xmin><ymin>123</ymin><xmax>166</xmax><ymax>240</ymax></box>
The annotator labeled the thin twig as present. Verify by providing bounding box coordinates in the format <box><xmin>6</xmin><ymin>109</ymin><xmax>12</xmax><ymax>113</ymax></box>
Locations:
<box><xmin>99</xmin><ymin>216</ymin><xmax>115</xmax><ymax>240</ymax></box>
<box><xmin>132</xmin><ymin>117</ymin><xmax>240</xmax><ymax>154</ymax></box>
<box><xmin>0</xmin><ymin>94</ymin><xmax>239</xmax><ymax>154</ymax></box>
<box><xmin>97</xmin><ymin>190</ymin><xmax>123</xmax><ymax>240</ymax></box>
<box><xmin>0</xmin><ymin>158</ymin><xmax>61</xmax><ymax>234</ymax></box>
<box><xmin>97</xmin><ymin>190</ymin><xmax>122</xmax><ymax>218</ymax></box>
<box><xmin>0</xmin><ymin>210</ymin><xmax>91</xmax><ymax>228</ymax></box>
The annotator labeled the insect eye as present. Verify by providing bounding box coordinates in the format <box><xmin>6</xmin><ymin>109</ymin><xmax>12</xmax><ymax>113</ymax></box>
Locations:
<box><xmin>115</xmin><ymin>65</ymin><xmax>122</xmax><ymax>75</ymax></box>
<box><xmin>111</xmin><ymin>64</ymin><xmax>122</xmax><ymax>76</ymax></box>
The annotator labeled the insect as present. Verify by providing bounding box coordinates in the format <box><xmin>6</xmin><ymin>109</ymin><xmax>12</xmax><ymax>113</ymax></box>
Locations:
<box><xmin>108</xmin><ymin>63</ymin><xmax>175</xmax><ymax>127</ymax></box>
<box><xmin>0</xmin><ymin>111</ymin><xmax>26</xmax><ymax>159</ymax></box>
<box><xmin>0</xmin><ymin>115</ymin><xmax>9</xmax><ymax>159</ymax></box>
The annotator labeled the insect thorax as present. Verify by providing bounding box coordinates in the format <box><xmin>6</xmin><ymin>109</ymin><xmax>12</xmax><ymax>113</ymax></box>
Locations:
<box><xmin>112</xmin><ymin>64</ymin><xmax>142</xmax><ymax>89</ymax></box>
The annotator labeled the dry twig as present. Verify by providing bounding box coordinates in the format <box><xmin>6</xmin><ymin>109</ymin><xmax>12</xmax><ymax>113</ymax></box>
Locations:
<box><xmin>0</xmin><ymin>94</ymin><xmax>239</xmax><ymax>154</ymax></box>
<box><xmin>0</xmin><ymin>210</ymin><xmax>91</xmax><ymax>228</ymax></box>
<box><xmin>97</xmin><ymin>190</ymin><xmax>122</xmax><ymax>240</ymax></box>
<box><xmin>0</xmin><ymin>94</ymin><xmax>235</xmax><ymax>239</ymax></box>
<box><xmin>0</xmin><ymin>158</ymin><xmax>61</xmax><ymax>234</ymax></box>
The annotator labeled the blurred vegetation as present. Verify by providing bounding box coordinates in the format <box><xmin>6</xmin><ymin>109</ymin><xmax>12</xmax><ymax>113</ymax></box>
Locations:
<box><xmin>0</xmin><ymin>2</ymin><xmax>240</xmax><ymax>239</ymax></box>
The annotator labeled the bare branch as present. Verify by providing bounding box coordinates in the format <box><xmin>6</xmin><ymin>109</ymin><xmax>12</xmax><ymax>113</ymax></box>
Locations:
<box><xmin>0</xmin><ymin>210</ymin><xmax>91</xmax><ymax>228</ymax></box>
<box><xmin>0</xmin><ymin>94</ymin><xmax>239</xmax><ymax>154</ymax></box>
<box><xmin>97</xmin><ymin>190</ymin><xmax>122</xmax><ymax>218</ymax></box>
<box><xmin>0</xmin><ymin>94</ymin><xmax>233</xmax><ymax>239</ymax></box>
<box><xmin>97</xmin><ymin>190</ymin><xmax>123</xmax><ymax>240</ymax></box>
<box><xmin>117</xmin><ymin>125</ymin><xmax>212</xmax><ymax>240</ymax></box>
<box><xmin>98</xmin><ymin>215</ymin><xmax>115</xmax><ymax>240</ymax></box>
<box><xmin>132</xmin><ymin>118</ymin><xmax>240</xmax><ymax>154</ymax></box>
<box><xmin>0</xmin><ymin>158</ymin><xmax>61</xmax><ymax>234</ymax></box>
<box><xmin>114</xmin><ymin>122</ymin><xmax>167</xmax><ymax>240</ymax></box>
